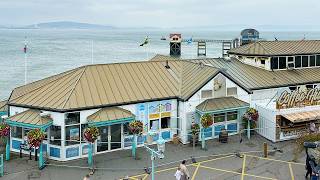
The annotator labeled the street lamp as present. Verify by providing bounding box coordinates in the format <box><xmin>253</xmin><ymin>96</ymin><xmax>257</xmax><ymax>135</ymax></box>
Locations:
<box><xmin>144</xmin><ymin>131</ymin><xmax>166</xmax><ymax>180</ymax></box>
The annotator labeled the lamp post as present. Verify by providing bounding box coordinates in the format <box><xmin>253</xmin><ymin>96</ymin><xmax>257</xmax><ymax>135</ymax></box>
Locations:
<box><xmin>144</xmin><ymin>131</ymin><xmax>165</xmax><ymax>180</ymax></box>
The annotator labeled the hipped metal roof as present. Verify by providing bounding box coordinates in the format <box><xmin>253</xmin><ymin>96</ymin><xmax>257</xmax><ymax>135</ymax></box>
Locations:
<box><xmin>196</xmin><ymin>97</ymin><xmax>249</xmax><ymax>113</ymax></box>
<box><xmin>228</xmin><ymin>40</ymin><xmax>320</xmax><ymax>56</ymax></box>
<box><xmin>282</xmin><ymin>110</ymin><xmax>320</xmax><ymax>123</ymax></box>
<box><xmin>8</xmin><ymin>60</ymin><xmax>220</xmax><ymax>112</ymax></box>
<box><xmin>87</xmin><ymin>107</ymin><xmax>135</xmax><ymax>126</ymax></box>
<box><xmin>0</xmin><ymin>100</ymin><xmax>8</xmax><ymax>112</ymax></box>
<box><xmin>5</xmin><ymin>109</ymin><xmax>53</xmax><ymax>129</ymax></box>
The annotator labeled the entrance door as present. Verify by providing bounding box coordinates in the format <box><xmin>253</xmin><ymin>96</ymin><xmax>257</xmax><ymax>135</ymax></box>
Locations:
<box><xmin>110</xmin><ymin>124</ymin><xmax>122</xmax><ymax>150</ymax></box>
<box><xmin>97</xmin><ymin>126</ymin><xmax>109</xmax><ymax>152</ymax></box>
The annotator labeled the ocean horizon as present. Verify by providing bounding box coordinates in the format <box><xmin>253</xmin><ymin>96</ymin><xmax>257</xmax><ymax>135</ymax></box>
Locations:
<box><xmin>1</xmin><ymin>28</ymin><xmax>320</xmax><ymax>100</ymax></box>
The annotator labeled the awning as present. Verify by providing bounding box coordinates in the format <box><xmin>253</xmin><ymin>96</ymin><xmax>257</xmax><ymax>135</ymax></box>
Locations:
<box><xmin>87</xmin><ymin>107</ymin><xmax>135</xmax><ymax>127</ymax></box>
<box><xmin>5</xmin><ymin>109</ymin><xmax>53</xmax><ymax>129</ymax></box>
<box><xmin>282</xmin><ymin>110</ymin><xmax>320</xmax><ymax>123</ymax></box>
<box><xmin>196</xmin><ymin>96</ymin><xmax>250</xmax><ymax>113</ymax></box>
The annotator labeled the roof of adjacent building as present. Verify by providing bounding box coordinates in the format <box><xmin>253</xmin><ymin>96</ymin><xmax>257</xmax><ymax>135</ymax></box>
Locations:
<box><xmin>87</xmin><ymin>107</ymin><xmax>135</xmax><ymax>123</ymax></box>
<box><xmin>8</xmin><ymin>60</ymin><xmax>220</xmax><ymax>112</ymax></box>
<box><xmin>282</xmin><ymin>110</ymin><xmax>320</xmax><ymax>123</ymax></box>
<box><xmin>0</xmin><ymin>100</ymin><xmax>7</xmax><ymax>112</ymax></box>
<box><xmin>196</xmin><ymin>96</ymin><xmax>249</xmax><ymax>113</ymax></box>
<box><xmin>228</xmin><ymin>40</ymin><xmax>320</xmax><ymax>56</ymax></box>
<box><xmin>6</xmin><ymin>109</ymin><xmax>53</xmax><ymax>126</ymax></box>
<box><xmin>192</xmin><ymin>58</ymin><xmax>320</xmax><ymax>91</ymax></box>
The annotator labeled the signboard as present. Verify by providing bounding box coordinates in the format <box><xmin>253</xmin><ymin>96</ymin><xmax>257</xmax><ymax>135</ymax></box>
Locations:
<box><xmin>276</xmin><ymin>88</ymin><xmax>320</xmax><ymax>109</ymax></box>
<box><xmin>136</xmin><ymin>103</ymin><xmax>148</xmax><ymax>132</ymax></box>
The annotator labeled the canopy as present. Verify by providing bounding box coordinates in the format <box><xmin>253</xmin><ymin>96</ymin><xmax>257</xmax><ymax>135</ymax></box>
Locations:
<box><xmin>87</xmin><ymin>107</ymin><xmax>135</xmax><ymax>127</ymax></box>
<box><xmin>5</xmin><ymin>109</ymin><xmax>53</xmax><ymax>129</ymax></box>
<box><xmin>196</xmin><ymin>96</ymin><xmax>250</xmax><ymax>114</ymax></box>
<box><xmin>282</xmin><ymin>110</ymin><xmax>320</xmax><ymax>123</ymax></box>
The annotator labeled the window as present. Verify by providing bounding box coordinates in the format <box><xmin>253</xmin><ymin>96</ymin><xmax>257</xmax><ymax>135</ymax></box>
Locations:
<box><xmin>288</xmin><ymin>57</ymin><xmax>294</xmax><ymax>62</ymax></box>
<box><xmin>310</xmin><ymin>56</ymin><xmax>316</xmax><ymax>67</ymax></box>
<box><xmin>295</xmin><ymin>56</ymin><xmax>302</xmax><ymax>68</ymax></box>
<box><xmin>214</xmin><ymin>113</ymin><xmax>225</xmax><ymax>123</ymax></box>
<box><xmin>317</xmin><ymin>55</ymin><xmax>320</xmax><ymax>66</ymax></box>
<box><xmin>65</xmin><ymin>112</ymin><xmax>80</xmax><ymax>146</ymax></box>
<box><xmin>123</xmin><ymin>122</ymin><xmax>133</xmax><ymax>136</ymax></box>
<box><xmin>279</xmin><ymin>57</ymin><xmax>286</xmax><ymax>69</ymax></box>
<box><xmin>306</xmin><ymin>84</ymin><xmax>315</xmax><ymax>89</ymax></box>
<box><xmin>302</xmin><ymin>56</ymin><xmax>309</xmax><ymax>67</ymax></box>
<box><xmin>150</xmin><ymin>119</ymin><xmax>159</xmax><ymax>130</ymax></box>
<box><xmin>271</xmin><ymin>57</ymin><xmax>279</xmax><ymax>69</ymax></box>
<box><xmin>12</xmin><ymin>126</ymin><xmax>22</xmax><ymax>138</ymax></box>
<box><xmin>287</xmin><ymin>57</ymin><xmax>294</xmax><ymax>68</ymax></box>
<box><xmin>227</xmin><ymin>87</ymin><xmax>237</xmax><ymax>96</ymax></box>
<box><xmin>65</xmin><ymin>112</ymin><xmax>80</xmax><ymax>125</ymax></box>
<box><xmin>201</xmin><ymin>90</ymin><xmax>212</xmax><ymax>99</ymax></box>
<box><xmin>261</xmin><ymin>60</ymin><xmax>265</xmax><ymax>65</ymax></box>
<box><xmin>227</xmin><ymin>111</ymin><xmax>238</xmax><ymax>121</ymax></box>
<box><xmin>50</xmin><ymin>126</ymin><xmax>61</xmax><ymax>146</ymax></box>
<box><xmin>81</xmin><ymin>124</ymin><xmax>88</xmax><ymax>141</ymax></box>
<box><xmin>161</xmin><ymin>117</ymin><xmax>170</xmax><ymax>129</ymax></box>
<box><xmin>66</xmin><ymin>125</ymin><xmax>80</xmax><ymax>145</ymax></box>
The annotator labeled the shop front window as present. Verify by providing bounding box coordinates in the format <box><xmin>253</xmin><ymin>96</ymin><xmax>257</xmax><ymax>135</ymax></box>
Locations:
<box><xmin>81</xmin><ymin>124</ymin><xmax>88</xmax><ymax>142</ymax></box>
<box><xmin>50</xmin><ymin>126</ymin><xmax>61</xmax><ymax>146</ymax></box>
<box><xmin>150</xmin><ymin>119</ymin><xmax>159</xmax><ymax>130</ymax></box>
<box><xmin>123</xmin><ymin>122</ymin><xmax>133</xmax><ymax>136</ymax></box>
<box><xmin>161</xmin><ymin>117</ymin><xmax>170</xmax><ymax>129</ymax></box>
<box><xmin>66</xmin><ymin>125</ymin><xmax>80</xmax><ymax>146</ymax></box>
<box><xmin>65</xmin><ymin>112</ymin><xmax>80</xmax><ymax>125</ymax></box>
<box><xmin>227</xmin><ymin>111</ymin><xmax>238</xmax><ymax>121</ymax></box>
<box><xmin>12</xmin><ymin>126</ymin><xmax>22</xmax><ymax>138</ymax></box>
<box><xmin>214</xmin><ymin>113</ymin><xmax>225</xmax><ymax>123</ymax></box>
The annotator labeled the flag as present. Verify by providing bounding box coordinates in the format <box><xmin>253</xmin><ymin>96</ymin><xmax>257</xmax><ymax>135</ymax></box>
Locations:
<box><xmin>23</xmin><ymin>44</ymin><xmax>27</xmax><ymax>53</ymax></box>
<box><xmin>140</xmin><ymin>36</ymin><xmax>149</xmax><ymax>46</ymax></box>
<box><xmin>186</xmin><ymin>37</ymin><xmax>193</xmax><ymax>45</ymax></box>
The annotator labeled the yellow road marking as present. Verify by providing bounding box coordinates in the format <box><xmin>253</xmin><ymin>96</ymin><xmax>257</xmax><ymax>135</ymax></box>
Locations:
<box><xmin>199</xmin><ymin>155</ymin><xmax>234</xmax><ymax>164</ymax></box>
<box><xmin>199</xmin><ymin>165</ymin><xmax>277</xmax><ymax>180</ymax></box>
<box><xmin>142</xmin><ymin>174</ymin><xmax>148</xmax><ymax>180</ymax></box>
<box><xmin>289</xmin><ymin>163</ymin><xmax>294</xmax><ymax>180</ymax></box>
<box><xmin>129</xmin><ymin>173</ymin><xmax>147</xmax><ymax>179</ymax></box>
<box><xmin>246</xmin><ymin>154</ymin><xmax>304</xmax><ymax>166</ymax></box>
<box><xmin>241</xmin><ymin>155</ymin><xmax>246</xmax><ymax>180</ymax></box>
<box><xmin>191</xmin><ymin>163</ymin><xmax>201</xmax><ymax>180</ymax></box>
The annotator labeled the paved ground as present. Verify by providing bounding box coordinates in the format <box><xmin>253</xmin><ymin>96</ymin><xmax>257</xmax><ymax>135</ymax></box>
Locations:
<box><xmin>0</xmin><ymin>134</ymin><xmax>307</xmax><ymax>180</ymax></box>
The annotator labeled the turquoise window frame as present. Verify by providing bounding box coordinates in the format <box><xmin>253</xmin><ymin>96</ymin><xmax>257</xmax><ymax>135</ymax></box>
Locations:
<box><xmin>87</xmin><ymin>117</ymin><xmax>135</xmax><ymax>127</ymax></box>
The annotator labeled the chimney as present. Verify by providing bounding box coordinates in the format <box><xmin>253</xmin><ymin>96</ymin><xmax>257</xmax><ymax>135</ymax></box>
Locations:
<box><xmin>165</xmin><ymin>60</ymin><xmax>170</xmax><ymax>69</ymax></box>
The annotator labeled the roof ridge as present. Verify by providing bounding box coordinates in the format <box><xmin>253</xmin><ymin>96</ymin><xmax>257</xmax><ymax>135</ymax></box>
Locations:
<box><xmin>62</xmin><ymin>66</ymin><xmax>88</xmax><ymax>109</ymax></box>
<box><xmin>9</xmin><ymin>68</ymin><xmax>82</xmax><ymax>102</ymax></box>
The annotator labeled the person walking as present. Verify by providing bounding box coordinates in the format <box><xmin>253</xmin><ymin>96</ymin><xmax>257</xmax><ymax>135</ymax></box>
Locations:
<box><xmin>174</xmin><ymin>167</ymin><xmax>183</xmax><ymax>180</ymax></box>
<box><xmin>179</xmin><ymin>160</ymin><xmax>190</xmax><ymax>180</ymax></box>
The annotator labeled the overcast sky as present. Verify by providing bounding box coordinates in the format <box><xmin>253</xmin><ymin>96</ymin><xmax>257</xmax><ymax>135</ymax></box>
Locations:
<box><xmin>0</xmin><ymin>0</ymin><xmax>319</xmax><ymax>28</ymax></box>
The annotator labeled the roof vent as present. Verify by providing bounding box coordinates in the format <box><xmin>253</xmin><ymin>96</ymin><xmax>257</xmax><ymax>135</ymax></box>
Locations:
<box><xmin>165</xmin><ymin>60</ymin><xmax>170</xmax><ymax>69</ymax></box>
<box><xmin>199</xmin><ymin>62</ymin><xmax>205</xmax><ymax>68</ymax></box>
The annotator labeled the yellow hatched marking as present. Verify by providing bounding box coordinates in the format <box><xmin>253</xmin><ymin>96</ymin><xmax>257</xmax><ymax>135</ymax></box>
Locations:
<box><xmin>246</xmin><ymin>154</ymin><xmax>304</xmax><ymax>166</ymax></box>
<box><xmin>155</xmin><ymin>166</ymin><xmax>178</xmax><ymax>173</ymax></box>
<box><xmin>289</xmin><ymin>163</ymin><xmax>294</xmax><ymax>180</ymax></box>
<box><xmin>199</xmin><ymin>165</ymin><xmax>277</xmax><ymax>180</ymax></box>
<box><xmin>199</xmin><ymin>155</ymin><xmax>234</xmax><ymax>164</ymax></box>
<box><xmin>191</xmin><ymin>163</ymin><xmax>201</xmax><ymax>180</ymax></box>
<box><xmin>241</xmin><ymin>155</ymin><xmax>246</xmax><ymax>180</ymax></box>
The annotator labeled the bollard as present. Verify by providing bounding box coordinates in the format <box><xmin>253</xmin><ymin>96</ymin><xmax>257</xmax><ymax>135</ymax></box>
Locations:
<box><xmin>263</xmin><ymin>142</ymin><xmax>268</xmax><ymax>158</ymax></box>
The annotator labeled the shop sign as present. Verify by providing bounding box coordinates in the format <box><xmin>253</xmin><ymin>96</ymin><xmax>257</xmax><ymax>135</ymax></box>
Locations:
<box><xmin>161</xmin><ymin>112</ymin><xmax>171</xmax><ymax>118</ymax></box>
<box><xmin>149</xmin><ymin>114</ymin><xmax>160</xmax><ymax>119</ymax></box>
<box><xmin>276</xmin><ymin>88</ymin><xmax>320</xmax><ymax>109</ymax></box>
<box><xmin>281</xmin><ymin>128</ymin><xmax>306</xmax><ymax>138</ymax></box>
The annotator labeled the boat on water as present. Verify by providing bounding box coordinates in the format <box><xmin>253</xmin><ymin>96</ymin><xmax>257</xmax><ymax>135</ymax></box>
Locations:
<box><xmin>161</xmin><ymin>36</ymin><xmax>166</xmax><ymax>40</ymax></box>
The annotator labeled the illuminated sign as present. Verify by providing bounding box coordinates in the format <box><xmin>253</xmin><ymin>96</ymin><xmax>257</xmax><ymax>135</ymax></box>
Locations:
<box><xmin>276</xmin><ymin>88</ymin><xmax>320</xmax><ymax>109</ymax></box>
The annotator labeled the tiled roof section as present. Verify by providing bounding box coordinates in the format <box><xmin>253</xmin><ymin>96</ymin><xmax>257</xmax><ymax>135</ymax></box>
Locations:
<box><xmin>7</xmin><ymin>109</ymin><xmax>53</xmax><ymax>125</ymax></box>
<box><xmin>228</xmin><ymin>40</ymin><xmax>320</xmax><ymax>56</ymax></box>
<box><xmin>196</xmin><ymin>97</ymin><xmax>249</xmax><ymax>112</ymax></box>
<box><xmin>0</xmin><ymin>100</ymin><xmax>8</xmax><ymax>112</ymax></box>
<box><xmin>9</xmin><ymin>61</ymin><xmax>220</xmax><ymax>111</ymax></box>
<box><xmin>87</xmin><ymin>107</ymin><xmax>135</xmax><ymax>122</ymax></box>
<box><xmin>193</xmin><ymin>58</ymin><xmax>320</xmax><ymax>91</ymax></box>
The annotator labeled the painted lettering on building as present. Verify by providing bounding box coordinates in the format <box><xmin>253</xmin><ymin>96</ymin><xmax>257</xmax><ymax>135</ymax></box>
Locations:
<box><xmin>277</xmin><ymin>88</ymin><xmax>320</xmax><ymax>109</ymax></box>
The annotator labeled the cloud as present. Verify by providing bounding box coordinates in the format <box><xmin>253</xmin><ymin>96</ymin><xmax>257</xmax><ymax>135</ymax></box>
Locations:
<box><xmin>0</xmin><ymin>0</ymin><xmax>319</xmax><ymax>27</ymax></box>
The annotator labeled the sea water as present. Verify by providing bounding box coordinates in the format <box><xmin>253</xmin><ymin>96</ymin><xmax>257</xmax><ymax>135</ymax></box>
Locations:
<box><xmin>0</xmin><ymin>29</ymin><xmax>320</xmax><ymax>99</ymax></box>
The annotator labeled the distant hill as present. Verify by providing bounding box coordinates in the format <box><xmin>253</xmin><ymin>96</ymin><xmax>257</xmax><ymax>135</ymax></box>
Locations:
<box><xmin>23</xmin><ymin>21</ymin><xmax>115</xmax><ymax>29</ymax></box>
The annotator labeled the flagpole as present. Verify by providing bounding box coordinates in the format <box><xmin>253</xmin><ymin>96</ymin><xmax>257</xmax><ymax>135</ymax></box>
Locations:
<box><xmin>24</xmin><ymin>37</ymin><xmax>27</xmax><ymax>85</ymax></box>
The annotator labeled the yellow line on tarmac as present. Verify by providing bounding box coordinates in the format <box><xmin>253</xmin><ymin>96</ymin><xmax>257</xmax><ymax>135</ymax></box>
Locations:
<box><xmin>246</xmin><ymin>154</ymin><xmax>304</xmax><ymax>166</ymax></box>
<box><xmin>241</xmin><ymin>155</ymin><xmax>246</xmax><ymax>180</ymax></box>
<box><xmin>155</xmin><ymin>166</ymin><xmax>177</xmax><ymax>173</ymax></box>
<box><xmin>199</xmin><ymin>155</ymin><xmax>234</xmax><ymax>164</ymax></box>
<box><xmin>142</xmin><ymin>174</ymin><xmax>149</xmax><ymax>180</ymax></box>
<box><xmin>289</xmin><ymin>163</ymin><xmax>294</xmax><ymax>180</ymax></box>
<box><xmin>191</xmin><ymin>163</ymin><xmax>201</xmax><ymax>180</ymax></box>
